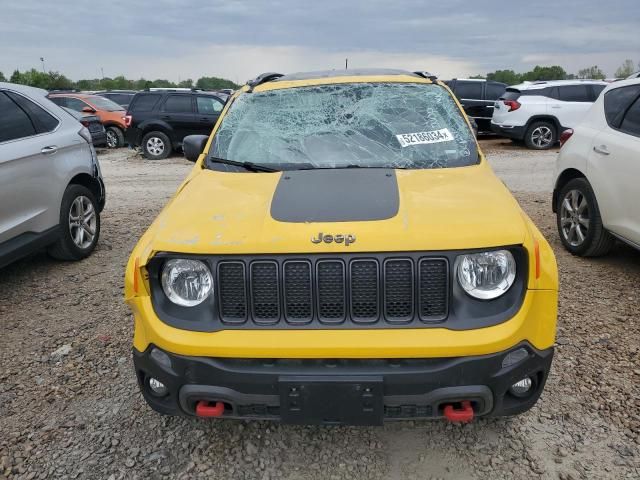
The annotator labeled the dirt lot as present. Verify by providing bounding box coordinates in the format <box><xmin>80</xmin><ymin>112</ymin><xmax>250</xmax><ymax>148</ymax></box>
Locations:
<box><xmin>1</xmin><ymin>139</ymin><xmax>639</xmax><ymax>480</ymax></box>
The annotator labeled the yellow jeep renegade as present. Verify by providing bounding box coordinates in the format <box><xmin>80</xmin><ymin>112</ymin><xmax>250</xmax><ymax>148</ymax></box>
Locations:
<box><xmin>125</xmin><ymin>69</ymin><xmax>558</xmax><ymax>425</ymax></box>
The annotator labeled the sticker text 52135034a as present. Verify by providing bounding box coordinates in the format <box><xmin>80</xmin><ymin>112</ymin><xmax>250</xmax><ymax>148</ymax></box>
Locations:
<box><xmin>396</xmin><ymin>128</ymin><xmax>454</xmax><ymax>147</ymax></box>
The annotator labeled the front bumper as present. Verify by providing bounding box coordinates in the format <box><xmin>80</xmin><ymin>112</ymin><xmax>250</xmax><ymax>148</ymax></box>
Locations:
<box><xmin>134</xmin><ymin>343</ymin><xmax>553</xmax><ymax>424</ymax></box>
<box><xmin>491</xmin><ymin>122</ymin><xmax>526</xmax><ymax>140</ymax></box>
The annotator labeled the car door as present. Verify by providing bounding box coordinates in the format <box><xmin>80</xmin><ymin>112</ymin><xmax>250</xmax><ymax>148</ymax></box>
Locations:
<box><xmin>195</xmin><ymin>96</ymin><xmax>224</xmax><ymax>136</ymax></box>
<box><xmin>552</xmin><ymin>85</ymin><xmax>593</xmax><ymax>128</ymax></box>
<box><xmin>452</xmin><ymin>81</ymin><xmax>484</xmax><ymax>120</ymax></box>
<box><xmin>159</xmin><ymin>94</ymin><xmax>196</xmax><ymax>144</ymax></box>
<box><xmin>588</xmin><ymin>85</ymin><xmax>640</xmax><ymax>244</ymax></box>
<box><xmin>0</xmin><ymin>90</ymin><xmax>61</xmax><ymax>244</ymax></box>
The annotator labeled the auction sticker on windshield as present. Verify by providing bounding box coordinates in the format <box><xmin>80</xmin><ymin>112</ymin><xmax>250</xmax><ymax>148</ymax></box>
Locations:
<box><xmin>396</xmin><ymin>128</ymin><xmax>453</xmax><ymax>147</ymax></box>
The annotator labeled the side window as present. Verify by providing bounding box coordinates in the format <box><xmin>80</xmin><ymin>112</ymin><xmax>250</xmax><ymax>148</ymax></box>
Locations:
<box><xmin>0</xmin><ymin>92</ymin><xmax>37</xmax><ymax>142</ymax></box>
<box><xmin>65</xmin><ymin>97</ymin><xmax>89</xmax><ymax>112</ymax></box>
<box><xmin>6</xmin><ymin>92</ymin><xmax>59</xmax><ymax>133</ymax></box>
<box><xmin>162</xmin><ymin>95</ymin><xmax>193</xmax><ymax>113</ymax></box>
<box><xmin>196</xmin><ymin>96</ymin><xmax>224</xmax><ymax>114</ymax></box>
<box><xmin>619</xmin><ymin>97</ymin><xmax>640</xmax><ymax>137</ymax></box>
<box><xmin>49</xmin><ymin>97</ymin><xmax>67</xmax><ymax>107</ymax></box>
<box><xmin>558</xmin><ymin>85</ymin><xmax>590</xmax><ymax>102</ymax></box>
<box><xmin>590</xmin><ymin>84</ymin><xmax>606</xmax><ymax>101</ymax></box>
<box><xmin>454</xmin><ymin>81</ymin><xmax>482</xmax><ymax>99</ymax></box>
<box><xmin>604</xmin><ymin>85</ymin><xmax>640</xmax><ymax>128</ymax></box>
<box><xmin>485</xmin><ymin>83</ymin><xmax>506</xmax><ymax>101</ymax></box>
<box><xmin>130</xmin><ymin>94</ymin><xmax>161</xmax><ymax>112</ymax></box>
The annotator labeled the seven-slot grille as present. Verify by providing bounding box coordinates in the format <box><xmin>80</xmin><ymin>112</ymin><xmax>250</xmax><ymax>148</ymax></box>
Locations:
<box><xmin>217</xmin><ymin>256</ymin><xmax>449</xmax><ymax>326</ymax></box>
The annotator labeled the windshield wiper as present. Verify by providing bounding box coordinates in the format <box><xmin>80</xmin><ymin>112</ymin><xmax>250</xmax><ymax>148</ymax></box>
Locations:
<box><xmin>207</xmin><ymin>156</ymin><xmax>279</xmax><ymax>173</ymax></box>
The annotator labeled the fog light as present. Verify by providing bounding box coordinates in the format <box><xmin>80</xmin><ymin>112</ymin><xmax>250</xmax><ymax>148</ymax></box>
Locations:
<box><xmin>148</xmin><ymin>377</ymin><xmax>168</xmax><ymax>397</ymax></box>
<box><xmin>509</xmin><ymin>377</ymin><xmax>533</xmax><ymax>397</ymax></box>
<box><xmin>502</xmin><ymin>347</ymin><xmax>529</xmax><ymax>368</ymax></box>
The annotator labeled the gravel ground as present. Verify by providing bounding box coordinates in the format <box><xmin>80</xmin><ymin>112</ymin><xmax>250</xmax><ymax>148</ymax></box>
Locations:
<box><xmin>1</xmin><ymin>141</ymin><xmax>639</xmax><ymax>480</ymax></box>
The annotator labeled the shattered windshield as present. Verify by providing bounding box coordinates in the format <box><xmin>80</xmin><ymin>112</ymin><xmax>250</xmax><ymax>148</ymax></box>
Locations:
<box><xmin>210</xmin><ymin>82</ymin><xmax>477</xmax><ymax>170</ymax></box>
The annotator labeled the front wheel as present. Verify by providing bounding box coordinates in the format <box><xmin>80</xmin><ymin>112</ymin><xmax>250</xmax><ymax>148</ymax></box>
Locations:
<box><xmin>106</xmin><ymin>126</ymin><xmax>125</xmax><ymax>148</ymax></box>
<box><xmin>48</xmin><ymin>185</ymin><xmax>101</xmax><ymax>261</ymax></box>
<box><xmin>142</xmin><ymin>131</ymin><xmax>172</xmax><ymax>160</ymax></box>
<box><xmin>556</xmin><ymin>178</ymin><xmax>614</xmax><ymax>257</ymax></box>
<box><xmin>524</xmin><ymin>121</ymin><xmax>556</xmax><ymax>150</ymax></box>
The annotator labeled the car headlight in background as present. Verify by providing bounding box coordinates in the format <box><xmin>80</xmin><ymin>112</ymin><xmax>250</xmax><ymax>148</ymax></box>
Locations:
<box><xmin>455</xmin><ymin>250</ymin><xmax>516</xmax><ymax>300</ymax></box>
<box><xmin>161</xmin><ymin>259</ymin><xmax>213</xmax><ymax>307</ymax></box>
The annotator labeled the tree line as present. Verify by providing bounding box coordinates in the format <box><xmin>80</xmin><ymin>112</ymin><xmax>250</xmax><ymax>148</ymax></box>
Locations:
<box><xmin>0</xmin><ymin>69</ymin><xmax>240</xmax><ymax>91</ymax></box>
<box><xmin>470</xmin><ymin>60</ymin><xmax>639</xmax><ymax>85</ymax></box>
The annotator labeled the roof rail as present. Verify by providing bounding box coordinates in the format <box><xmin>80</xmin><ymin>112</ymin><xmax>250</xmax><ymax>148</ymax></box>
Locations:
<box><xmin>246</xmin><ymin>72</ymin><xmax>284</xmax><ymax>92</ymax></box>
<box><xmin>144</xmin><ymin>87</ymin><xmax>205</xmax><ymax>92</ymax></box>
<box><xmin>413</xmin><ymin>71</ymin><xmax>438</xmax><ymax>82</ymax></box>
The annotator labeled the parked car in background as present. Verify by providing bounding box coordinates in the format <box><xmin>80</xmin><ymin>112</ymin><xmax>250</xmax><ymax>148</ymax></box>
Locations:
<box><xmin>124</xmin><ymin>89</ymin><xmax>227</xmax><ymax>159</ymax></box>
<box><xmin>94</xmin><ymin>90</ymin><xmax>137</xmax><ymax>109</ymax></box>
<box><xmin>553</xmin><ymin>77</ymin><xmax>640</xmax><ymax>256</ymax></box>
<box><xmin>62</xmin><ymin>107</ymin><xmax>107</xmax><ymax>147</ymax></box>
<box><xmin>0</xmin><ymin>82</ymin><xmax>105</xmax><ymax>268</ymax></box>
<box><xmin>491</xmin><ymin>80</ymin><xmax>607</xmax><ymax>149</ymax></box>
<box><xmin>445</xmin><ymin>79</ymin><xmax>507</xmax><ymax>132</ymax></box>
<box><xmin>48</xmin><ymin>93</ymin><xmax>127</xmax><ymax>149</ymax></box>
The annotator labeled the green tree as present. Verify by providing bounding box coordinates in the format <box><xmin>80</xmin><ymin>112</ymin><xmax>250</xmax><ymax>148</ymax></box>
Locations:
<box><xmin>469</xmin><ymin>74</ymin><xmax>485</xmax><ymax>80</ymax></box>
<box><xmin>0</xmin><ymin>71</ymin><xmax>6</xmax><ymax>82</ymax></box>
<box><xmin>486</xmin><ymin>69</ymin><xmax>521</xmax><ymax>85</ymax></box>
<box><xmin>576</xmin><ymin>65</ymin><xmax>606</xmax><ymax>80</ymax></box>
<box><xmin>178</xmin><ymin>78</ymin><xmax>194</xmax><ymax>88</ymax></box>
<box><xmin>196</xmin><ymin>76</ymin><xmax>240</xmax><ymax>90</ymax></box>
<box><xmin>521</xmin><ymin>65</ymin><xmax>567</xmax><ymax>81</ymax></box>
<box><xmin>151</xmin><ymin>79</ymin><xmax>176</xmax><ymax>88</ymax></box>
<box><xmin>615</xmin><ymin>59</ymin><xmax>636</xmax><ymax>78</ymax></box>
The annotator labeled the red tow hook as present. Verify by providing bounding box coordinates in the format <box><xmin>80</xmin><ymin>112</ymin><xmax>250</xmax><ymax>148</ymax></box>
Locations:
<box><xmin>443</xmin><ymin>401</ymin><xmax>474</xmax><ymax>423</ymax></box>
<box><xmin>195</xmin><ymin>400</ymin><xmax>225</xmax><ymax>418</ymax></box>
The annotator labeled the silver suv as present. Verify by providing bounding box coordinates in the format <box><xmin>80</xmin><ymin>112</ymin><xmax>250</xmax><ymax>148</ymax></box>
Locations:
<box><xmin>0</xmin><ymin>82</ymin><xmax>105</xmax><ymax>268</ymax></box>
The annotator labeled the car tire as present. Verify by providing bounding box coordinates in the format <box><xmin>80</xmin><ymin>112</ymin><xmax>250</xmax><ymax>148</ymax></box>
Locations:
<box><xmin>556</xmin><ymin>178</ymin><xmax>614</xmax><ymax>257</ymax></box>
<box><xmin>142</xmin><ymin>131</ymin><xmax>172</xmax><ymax>160</ymax></box>
<box><xmin>106</xmin><ymin>126</ymin><xmax>125</xmax><ymax>148</ymax></box>
<box><xmin>48</xmin><ymin>184</ymin><xmax>101</xmax><ymax>261</ymax></box>
<box><xmin>524</xmin><ymin>121</ymin><xmax>556</xmax><ymax>150</ymax></box>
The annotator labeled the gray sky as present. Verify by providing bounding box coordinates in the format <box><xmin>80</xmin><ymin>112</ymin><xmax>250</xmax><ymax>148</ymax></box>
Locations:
<box><xmin>1</xmin><ymin>0</ymin><xmax>638</xmax><ymax>82</ymax></box>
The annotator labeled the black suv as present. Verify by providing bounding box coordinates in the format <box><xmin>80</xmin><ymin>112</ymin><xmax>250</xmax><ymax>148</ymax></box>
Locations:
<box><xmin>124</xmin><ymin>89</ymin><xmax>227</xmax><ymax>159</ymax></box>
<box><xmin>445</xmin><ymin>79</ymin><xmax>507</xmax><ymax>132</ymax></box>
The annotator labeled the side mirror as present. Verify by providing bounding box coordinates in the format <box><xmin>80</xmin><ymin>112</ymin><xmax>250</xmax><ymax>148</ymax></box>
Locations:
<box><xmin>183</xmin><ymin>135</ymin><xmax>209</xmax><ymax>162</ymax></box>
<box><xmin>82</xmin><ymin>106</ymin><xmax>96</xmax><ymax>113</ymax></box>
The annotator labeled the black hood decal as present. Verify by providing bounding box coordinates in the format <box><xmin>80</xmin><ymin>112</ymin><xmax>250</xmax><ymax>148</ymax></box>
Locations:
<box><xmin>270</xmin><ymin>169</ymin><xmax>400</xmax><ymax>223</ymax></box>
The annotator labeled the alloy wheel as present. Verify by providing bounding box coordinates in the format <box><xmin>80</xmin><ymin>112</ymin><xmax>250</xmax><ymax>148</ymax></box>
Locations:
<box><xmin>531</xmin><ymin>126</ymin><xmax>553</xmax><ymax>148</ymax></box>
<box><xmin>68</xmin><ymin>195</ymin><xmax>96</xmax><ymax>249</ymax></box>
<box><xmin>146</xmin><ymin>137</ymin><xmax>165</xmax><ymax>156</ymax></box>
<box><xmin>106</xmin><ymin>130</ymin><xmax>117</xmax><ymax>148</ymax></box>
<box><xmin>560</xmin><ymin>189</ymin><xmax>590</xmax><ymax>247</ymax></box>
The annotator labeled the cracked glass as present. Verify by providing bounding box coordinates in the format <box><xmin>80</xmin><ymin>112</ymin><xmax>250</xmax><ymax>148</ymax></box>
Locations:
<box><xmin>210</xmin><ymin>82</ymin><xmax>477</xmax><ymax>170</ymax></box>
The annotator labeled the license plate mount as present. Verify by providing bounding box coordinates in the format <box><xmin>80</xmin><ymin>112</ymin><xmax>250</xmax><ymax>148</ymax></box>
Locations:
<box><xmin>279</xmin><ymin>376</ymin><xmax>384</xmax><ymax>426</ymax></box>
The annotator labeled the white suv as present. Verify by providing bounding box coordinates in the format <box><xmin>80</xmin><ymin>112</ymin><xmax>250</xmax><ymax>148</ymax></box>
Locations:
<box><xmin>552</xmin><ymin>77</ymin><xmax>640</xmax><ymax>256</ymax></box>
<box><xmin>491</xmin><ymin>80</ymin><xmax>607</xmax><ymax>149</ymax></box>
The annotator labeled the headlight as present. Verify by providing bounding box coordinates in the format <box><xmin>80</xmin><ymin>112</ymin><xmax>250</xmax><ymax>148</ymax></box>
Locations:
<box><xmin>161</xmin><ymin>259</ymin><xmax>213</xmax><ymax>307</ymax></box>
<box><xmin>455</xmin><ymin>250</ymin><xmax>516</xmax><ymax>300</ymax></box>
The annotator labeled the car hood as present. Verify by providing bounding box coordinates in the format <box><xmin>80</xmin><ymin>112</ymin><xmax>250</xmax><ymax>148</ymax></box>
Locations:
<box><xmin>143</xmin><ymin>161</ymin><xmax>527</xmax><ymax>258</ymax></box>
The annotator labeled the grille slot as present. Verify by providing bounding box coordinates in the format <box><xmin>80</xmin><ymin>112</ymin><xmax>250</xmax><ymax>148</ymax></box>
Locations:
<box><xmin>283</xmin><ymin>261</ymin><xmax>313</xmax><ymax>324</ymax></box>
<box><xmin>218</xmin><ymin>262</ymin><xmax>247</xmax><ymax>323</ymax></box>
<box><xmin>250</xmin><ymin>261</ymin><xmax>280</xmax><ymax>323</ymax></box>
<box><xmin>316</xmin><ymin>261</ymin><xmax>346</xmax><ymax>323</ymax></box>
<box><xmin>384</xmin><ymin>259</ymin><xmax>414</xmax><ymax>322</ymax></box>
<box><xmin>418</xmin><ymin>258</ymin><xmax>449</xmax><ymax>321</ymax></box>
<box><xmin>350</xmin><ymin>260</ymin><xmax>379</xmax><ymax>322</ymax></box>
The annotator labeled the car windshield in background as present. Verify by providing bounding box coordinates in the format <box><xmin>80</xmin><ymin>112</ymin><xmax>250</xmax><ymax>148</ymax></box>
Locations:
<box><xmin>210</xmin><ymin>82</ymin><xmax>477</xmax><ymax>170</ymax></box>
<box><xmin>87</xmin><ymin>96</ymin><xmax>124</xmax><ymax>111</ymax></box>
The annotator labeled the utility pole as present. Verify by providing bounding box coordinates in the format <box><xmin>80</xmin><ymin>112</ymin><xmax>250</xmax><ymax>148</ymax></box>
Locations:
<box><xmin>345</xmin><ymin>58</ymin><xmax>348</xmax><ymax>70</ymax></box>
<box><xmin>40</xmin><ymin>57</ymin><xmax>45</xmax><ymax>73</ymax></box>
<box><xmin>101</xmin><ymin>67</ymin><xmax>104</xmax><ymax>80</ymax></box>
